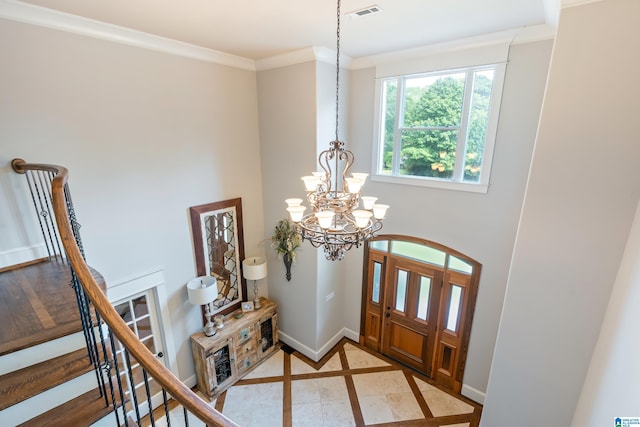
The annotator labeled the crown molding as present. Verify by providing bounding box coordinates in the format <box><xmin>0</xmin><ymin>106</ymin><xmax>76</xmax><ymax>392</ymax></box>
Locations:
<box><xmin>0</xmin><ymin>0</ymin><xmax>255</xmax><ymax>71</ymax></box>
<box><xmin>255</xmin><ymin>46</ymin><xmax>352</xmax><ymax>71</ymax></box>
<box><xmin>350</xmin><ymin>24</ymin><xmax>555</xmax><ymax>70</ymax></box>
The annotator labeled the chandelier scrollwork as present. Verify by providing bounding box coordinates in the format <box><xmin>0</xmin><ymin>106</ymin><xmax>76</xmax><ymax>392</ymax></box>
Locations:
<box><xmin>286</xmin><ymin>140</ymin><xmax>388</xmax><ymax>260</ymax></box>
<box><xmin>284</xmin><ymin>0</ymin><xmax>389</xmax><ymax>261</ymax></box>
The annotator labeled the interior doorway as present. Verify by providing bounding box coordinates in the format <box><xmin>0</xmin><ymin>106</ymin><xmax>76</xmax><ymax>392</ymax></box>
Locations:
<box><xmin>360</xmin><ymin>235</ymin><xmax>481</xmax><ymax>392</ymax></box>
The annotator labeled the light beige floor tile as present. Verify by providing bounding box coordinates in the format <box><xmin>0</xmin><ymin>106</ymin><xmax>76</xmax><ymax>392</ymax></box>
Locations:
<box><xmin>344</xmin><ymin>344</ymin><xmax>391</xmax><ymax>369</ymax></box>
<box><xmin>254</xmin><ymin>382</ymin><xmax>284</xmax><ymax>406</ymax></box>
<box><xmin>291</xmin><ymin>352</ymin><xmax>343</xmax><ymax>375</ymax></box>
<box><xmin>321</xmin><ymin>400</ymin><xmax>356</xmax><ymax>427</ymax></box>
<box><xmin>318</xmin><ymin>353</ymin><xmax>343</xmax><ymax>372</ymax></box>
<box><xmin>352</xmin><ymin>370</ymin><xmax>411</xmax><ymax>397</ymax></box>
<box><xmin>291</xmin><ymin>354</ymin><xmax>319</xmax><ymax>375</ymax></box>
<box><xmin>414</xmin><ymin>377</ymin><xmax>474</xmax><ymax>417</ymax></box>
<box><xmin>318</xmin><ymin>376</ymin><xmax>349</xmax><ymax>402</ymax></box>
<box><xmin>250</xmin><ymin>402</ymin><xmax>283</xmax><ymax>427</ymax></box>
<box><xmin>358</xmin><ymin>395</ymin><xmax>395</xmax><ymax>425</ymax></box>
<box><xmin>387</xmin><ymin>391</ymin><xmax>423</xmax><ymax>421</ymax></box>
<box><xmin>292</xmin><ymin>402</ymin><xmax>324</xmax><ymax>427</ymax></box>
<box><xmin>222</xmin><ymin>401</ymin><xmax>253</xmax><ymax>426</ymax></box>
<box><xmin>224</xmin><ymin>383</ymin><xmax>257</xmax><ymax>411</ymax></box>
<box><xmin>292</xmin><ymin>378</ymin><xmax>321</xmax><ymax>405</ymax></box>
<box><xmin>445</xmin><ymin>423</ymin><xmax>470</xmax><ymax>427</ymax></box>
<box><xmin>244</xmin><ymin>350</ymin><xmax>284</xmax><ymax>379</ymax></box>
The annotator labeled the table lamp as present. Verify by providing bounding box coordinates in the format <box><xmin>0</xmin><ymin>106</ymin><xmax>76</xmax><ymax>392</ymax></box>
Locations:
<box><xmin>242</xmin><ymin>256</ymin><xmax>267</xmax><ymax>309</ymax></box>
<box><xmin>187</xmin><ymin>276</ymin><xmax>219</xmax><ymax>336</ymax></box>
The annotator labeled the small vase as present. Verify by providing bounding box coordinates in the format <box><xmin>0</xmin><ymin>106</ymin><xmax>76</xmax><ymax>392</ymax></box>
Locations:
<box><xmin>283</xmin><ymin>253</ymin><xmax>293</xmax><ymax>281</ymax></box>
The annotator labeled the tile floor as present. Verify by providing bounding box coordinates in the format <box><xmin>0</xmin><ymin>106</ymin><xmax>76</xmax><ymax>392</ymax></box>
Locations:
<box><xmin>156</xmin><ymin>339</ymin><xmax>481</xmax><ymax>427</ymax></box>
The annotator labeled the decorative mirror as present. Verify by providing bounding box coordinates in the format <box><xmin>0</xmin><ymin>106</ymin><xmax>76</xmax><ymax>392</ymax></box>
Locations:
<box><xmin>189</xmin><ymin>198</ymin><xmax>247</xmax><ymax>316</ymax></box>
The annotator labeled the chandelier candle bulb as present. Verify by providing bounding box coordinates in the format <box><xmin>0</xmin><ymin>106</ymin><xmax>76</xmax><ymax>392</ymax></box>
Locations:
<box><xmin>351</xmin><ymin>173</ymin><xmax>369</xmax><ymax>184</ymax></box>
<box><xmin>372</xmin><ymin>204</ymin><xmax>389</xmax><ymax>220</ymax></box>
<box><xmin>361</xmin><ymin>196</ymin><xmax>378</xmax><ymax>210</ymax></box>
<box><xmin>302</xmin><ymin>176</ymin><xmax>321</xmax><ymax>191</ymax></box>
<box><xmin>312</xmin><ymin>171</ymin><xmax>327</xmax><ymax>181</ymax></box>
<box><xmin>285</xmin><ymin>198</ymin><xmax>303</xmax><ymax>207</ymax></box>
<box><xmin>346</xmin><ymin>177</ymin><xmax>363</xmax><ymax>194</ymax></box>
<box><xmin>287</xmin><ymin>206</ymin><xmax>306</xmax><ymax>223</ymax></box>
<box><xmin>315</xmin><ymin>211</ymin><xmax>335</xmax><ymax>229</ymax></box>
<box><xmin>353</xmin><ymin>210</ymin><xmax>373</xmax><ymax>228</ymax></box>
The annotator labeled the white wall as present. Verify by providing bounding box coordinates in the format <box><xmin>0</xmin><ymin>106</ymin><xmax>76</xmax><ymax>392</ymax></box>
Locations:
<box><xmin>0</xmin><ymin>18</ymin><xmax>264</xmax><ymax>381</ymax></box>
<box><xmin>257</xmin><ymin>61</ymin><xmax>320</xmax><ymax>353</ymax></box>
<box><xmin>483</xmin><ymin>1</ymin><xmax>640</xmax><ymax>425</ymax></box>
<box><xmin>257</xmin><ymin>58</ymin><xmax>354</xmax><ymax>359</ymax></box>
<box><xmin>346</xmin><ymin>40</ymin><xmax>553</xmax><ymax>400</ymax></box>
<box><xmin>572</xmin><ymin>201</ymin><xmax>640</xmax><ymax>426</ymax></box>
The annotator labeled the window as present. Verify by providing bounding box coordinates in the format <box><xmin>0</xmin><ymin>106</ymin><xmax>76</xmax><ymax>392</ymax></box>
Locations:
<box><xmin>374</xmin><ymin>63</ymin><xmax>505</xmax><ymax>193</ymax></box>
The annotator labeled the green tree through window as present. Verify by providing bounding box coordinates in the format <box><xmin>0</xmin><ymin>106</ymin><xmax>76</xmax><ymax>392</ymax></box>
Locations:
<box><xmin>379</xmin><ymin>66</ymin><xmax>498</xmax><ymax>185</ymax></box>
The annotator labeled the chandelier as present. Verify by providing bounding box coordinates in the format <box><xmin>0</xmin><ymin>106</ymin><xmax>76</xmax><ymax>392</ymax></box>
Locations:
<box><xmin>284</xmin><ymin>0</ymin><xmax>388</xmax><ymax>261</ymax></box>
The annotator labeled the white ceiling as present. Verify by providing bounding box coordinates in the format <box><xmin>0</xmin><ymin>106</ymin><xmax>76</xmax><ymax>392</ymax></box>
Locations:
<box><xmin>17</xmin><ymin>0</ymin><xmax>554</xmax><ymax>60</ymax></box>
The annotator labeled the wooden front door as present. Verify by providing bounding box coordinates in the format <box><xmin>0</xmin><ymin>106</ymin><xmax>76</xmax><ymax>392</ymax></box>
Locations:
<box><xmin>361</xmin><ymin>237</ymin><xmax>481</xmax><ymax>393</ymax></box>
<box><xmin>381</xmin><ymin>257</ymin><xmax>442</xmax><ymax>376</ymax></box>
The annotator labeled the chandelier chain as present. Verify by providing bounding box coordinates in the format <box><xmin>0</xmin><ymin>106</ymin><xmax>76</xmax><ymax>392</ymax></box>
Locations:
<box><xmin>283</xmin><ymin>0</ymin><xmax>387</xmax><ymax>262</ymax></box>
<box><xmin>335</xmin><ymin>0</ymin><xmax>341</xmax><ymax>142</ymax></box>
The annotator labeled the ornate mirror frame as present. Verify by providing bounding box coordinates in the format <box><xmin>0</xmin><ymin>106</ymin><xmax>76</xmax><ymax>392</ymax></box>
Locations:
<box><xmin>189</xmin><ymin>198</ymin><xmax>247</xmax><ymax>317</ymax></box>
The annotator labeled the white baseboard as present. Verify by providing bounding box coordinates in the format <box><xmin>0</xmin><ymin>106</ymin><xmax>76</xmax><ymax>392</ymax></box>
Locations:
<box><xmin>461</xmin><ymin>383</ymin><xmax>486</xmax><ymax>404</ymax></box>
<box><xmin>184</xmin><ymin>374</ymin><xmax>197</xmax><ymax>389</ymax></box>
<box><xmin>278</xmin><ymin>328</ymin><xmax>357</xmax><ymax>362</ymax></box>
<box><xmin>0</xmin><ymin>244</ymin><xmax>47</xmax><ymax>269</ymax></box>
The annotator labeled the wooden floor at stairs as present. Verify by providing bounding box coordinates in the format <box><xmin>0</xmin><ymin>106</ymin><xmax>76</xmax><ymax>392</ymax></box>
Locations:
<box><xmin>18</xmin><ymin>388</ymin><xmax>119</xmax><ymax>427</ymax></box>
<box><xmin>0</xmin><ymin>258</ymin><xmax>110</xmax><ymax>426</ymax></box>
<box><xmin>0</xmin><ymin>258</ymin><xmax>106</xmax><ymax>356</ymax></box>
<box><xmin>0</xmin><ymin>348</ymin><xmax>93</xmax><ymax>411</ymax></box>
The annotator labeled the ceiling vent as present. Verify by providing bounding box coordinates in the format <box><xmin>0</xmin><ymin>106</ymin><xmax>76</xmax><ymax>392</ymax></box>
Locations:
<box><xmin>346</xmin><ymin>5</ymin><xmax>383</xmax><ymax>19</ymax></box>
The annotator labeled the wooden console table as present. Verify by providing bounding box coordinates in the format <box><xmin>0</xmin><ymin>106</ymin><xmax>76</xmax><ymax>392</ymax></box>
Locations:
<box><xmin>190</xmin><ymin>297</ymin><xmax>278</xmax><ymax>400</ymax></box>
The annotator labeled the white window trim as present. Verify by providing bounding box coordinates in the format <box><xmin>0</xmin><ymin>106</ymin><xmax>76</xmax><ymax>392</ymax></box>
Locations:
<box><xmin>370</xmin><ymin>45</ymin><xmax>508</xmax><ymax>194</ymax></box>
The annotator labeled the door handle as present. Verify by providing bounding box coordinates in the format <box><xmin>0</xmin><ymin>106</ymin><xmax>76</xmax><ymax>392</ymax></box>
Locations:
<box><xmin>385</xmin><ymin>312</ymin><xmax>390</xmax><ymax>318</ymax></box>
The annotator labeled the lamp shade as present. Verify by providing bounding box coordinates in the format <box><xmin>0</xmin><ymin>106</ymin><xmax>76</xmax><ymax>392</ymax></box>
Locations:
<box><xmin>187</xmin><ymin>276</ymin><xmax>218</xmax><ymax>306</ymax></box>
<box><xmin>243</xmin><ymin>256</ymin><xmax>267</xmax><ymax>280</ymax></box>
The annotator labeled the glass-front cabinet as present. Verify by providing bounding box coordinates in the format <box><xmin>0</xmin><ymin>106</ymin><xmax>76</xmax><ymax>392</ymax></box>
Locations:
<box><xmin>191</xmin><ymin>298</ymin><xmax>278</xmax><ymax>399</ymax></box>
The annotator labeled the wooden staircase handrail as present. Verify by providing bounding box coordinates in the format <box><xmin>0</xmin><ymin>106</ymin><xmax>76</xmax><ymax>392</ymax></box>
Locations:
<box><xmin>11</xmin><ymin>159</ymin><xmax>238</xmax><ymax>427</ymax></box>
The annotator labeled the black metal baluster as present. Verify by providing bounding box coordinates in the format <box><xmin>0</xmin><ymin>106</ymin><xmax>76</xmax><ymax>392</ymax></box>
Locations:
<box><xmin>33</xmin><ymin>170</ymin><xmax>59</xmax><ymax>262</ymax></box>
<box><xmin>96</xmin><ymin>309</ymin><xmax>121</xmax><ymax>423</ymax></box>
<box><xmin>63</xmin><ymin>182</ymin><xmax>85</xmax><ymax>259</ymax></box>
<box><xmin>162</xmin><ymin>389</ymin><xmax>171</xmax><ymax>427</ymax></box>
<box><xmin>110</xmin><ymin>335</ymin><xmax>129</xmax><ymax>427</ymax></box>
<box><xmin>142</xmin><ymin>369</ymin><xmax>155</xmax><ymax>426</ymax></box>
<box><xmin>124</xmin><ymin>349</ymin><xmax>142</xmax><ymax>426</ymax></box>
<box><xmin>38</xmin><ymin>169</ymin><xmax>65</xmax><ymax>262</ymax></box>
<box><xmin>24</xmin><ymin>170</ymin><xmax>53</xmax><ymax>260</ymax></box>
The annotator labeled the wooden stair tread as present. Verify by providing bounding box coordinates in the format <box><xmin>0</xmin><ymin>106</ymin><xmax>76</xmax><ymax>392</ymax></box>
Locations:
<box><xmin>0</xmin><ymin>348</ymin><xmax>93</xmax><ymax>411</ymax></box>
<box><xmin>0</xmin><ymin>259</ymin><xmax>106</xmax><ymax>356</ymax></box>
<box><xmin>17</xmin><ymin>388</ymin><xmax>117</xmax><ymax>427</ymax></box>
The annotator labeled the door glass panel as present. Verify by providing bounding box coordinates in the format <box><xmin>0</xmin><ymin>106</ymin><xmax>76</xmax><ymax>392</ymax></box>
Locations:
<box><xmin>370</xmin><ymin>240</ymin><xmax>388</xmax><ymax>251</ymax></box>
<box><xmin>113</xmin><ymin>291</ymin><xmax>164</xmax><ymax>414</ymax></box>
<box><xmin>391</xmin><ymin>241</ymin><xmax>446</xmax><ymax>266</ymax></box>
<box><xmin>372</xmin><ymin>262</ymin><xmax>382</xmax><ymax>303</ymax></box>
<box><xmin>395</xmin><ymin>270</ymin><xmax>408</xmax><ymax>312</ymax></box>
<box><xmin>448</xmin><ymin>255</ymin><xmax>473</xmax><ymax>274</ymax></box>
<box><xmin>417</xmin><ymin>276</ymin><xmax>431</xmax><ymax>320</ymax></box>
<box><xmin>446</xmin><ymin>285</ymin><xmax>463</xmax><ymax>331</ymax></box>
